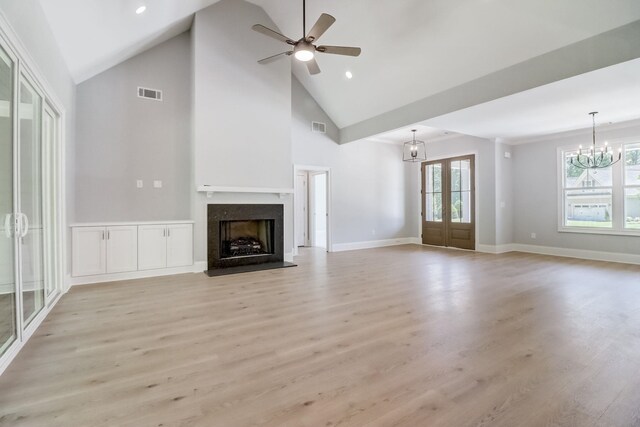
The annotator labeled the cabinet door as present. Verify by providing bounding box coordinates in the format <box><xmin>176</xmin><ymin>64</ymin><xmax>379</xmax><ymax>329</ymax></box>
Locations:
<box><xmin>106</xmin><ymin>226</ymin><xmax>137</xmax><ymax>273</ymax></box>
<box><xmin>72</xmin><ymin>227</ymin><xmax>106</xmax><ymax>277</ymax></box>
<box><xmin>138</xmin><ymin>225</ymin><xmax>167</xmax><ymax>270</ymax></box>
<box><xmin>166</xmin><ymin>224</ymin><xmax>193</xmax><ymax>268</ymax></box>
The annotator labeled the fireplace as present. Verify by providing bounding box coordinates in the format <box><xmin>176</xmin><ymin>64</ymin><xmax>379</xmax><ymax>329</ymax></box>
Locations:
<box><xmin>220</xmin><ymin>219</ymin><xmax>274</xmax><ymax>258</ymax></box>
<box><xmin>207</xmin><ymin>204</ymin><xmax>295</xmax><ymax>276</ymax></box>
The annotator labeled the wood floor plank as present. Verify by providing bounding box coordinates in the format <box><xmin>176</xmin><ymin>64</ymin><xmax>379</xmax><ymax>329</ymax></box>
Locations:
<box><xmin>1</xmin><ymin>245</ymin><xmax>639</xmax><ymax>426</ymax></box>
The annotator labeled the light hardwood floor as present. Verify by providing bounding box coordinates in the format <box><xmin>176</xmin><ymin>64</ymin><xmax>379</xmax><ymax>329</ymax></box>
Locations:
<box><xmin>1</xmin><ymin>245</ymin><xmax>640</xmax><ymax>427</ymax></box>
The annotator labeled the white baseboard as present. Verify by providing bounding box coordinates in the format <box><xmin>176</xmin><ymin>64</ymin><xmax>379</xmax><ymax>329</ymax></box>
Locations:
<box><xmin>477</xmin><ymin>244</ymin><xmax>516</xmax><ymax>254</ymax></box>
<box><xmin>332</xmin><ymin>237</ymin><xmax>420</xmax><ymax>252</ymax></box>
<box><xmin>477</xmin><ymin>243</ymin><xmax>640</xmax><ymax>265</ymax></box>
<box><xmin>69</xmin><ymin>264</ymin><xmax>205</xmax><ymax>286</ymax></box>
<box><xmin>509</xmin><ymin>243</ymin><xmax>640</xmax><ymax>265</ymax></box>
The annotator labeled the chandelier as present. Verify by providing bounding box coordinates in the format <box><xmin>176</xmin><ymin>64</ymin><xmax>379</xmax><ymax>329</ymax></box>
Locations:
<box><xmin>570</xmin><ymin>112</ymin><xmax>621</xmax><ymax>169</ymax></box>
<box><xmin>402</xmin><ymin>129</ymin><xmax>427</xmax><ymax>162</ymax></box>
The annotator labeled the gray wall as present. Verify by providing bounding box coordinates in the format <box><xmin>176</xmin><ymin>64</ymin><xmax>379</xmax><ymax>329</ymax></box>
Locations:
<box><xmin>192</xmin><ymin>0</ymin><xmax>294</xmax><ymax>263</ymax></box>
<box><xmin>512</xmin><ymin>122</ymin><xmax>640</xmax><ymax>255</ymax></box>
<box><xmin>193</xmin><ymin>0</ymin><xmax>292</xmax><ymax>188</ymax></box>
<box><xmin>292</xmin><ymin>78</ymin><xmax>419</xmax><ymax>244</ymax></box>
<box><xmin>75</xmin><ymin>32</ymin><xmax>192</xmax><ymax>222</ymax></box>
<box><xmin>495</xmin><ymin>141</ymin><xmax>514</xmax><ymax>245</ymax></box>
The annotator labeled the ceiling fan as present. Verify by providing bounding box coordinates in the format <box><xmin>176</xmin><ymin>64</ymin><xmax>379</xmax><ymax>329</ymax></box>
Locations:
<box><xmin>252</xmin><ymin>0</ymin><xmax>361</xmax><ymax>75</ymax></box>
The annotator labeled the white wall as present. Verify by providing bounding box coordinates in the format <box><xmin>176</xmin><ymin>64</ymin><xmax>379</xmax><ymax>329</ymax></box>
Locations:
<box><xmin>75</xmin><ymin>32</ymin><xmax>192</xmax><ymax>222</ymax></box>
<box><xmin>292</xmin><ymin>77</ymin><xmax>419</xmax><ymax>245</ymax></box>
<box><xmin>192</xmin><ymin>0</ymin><xmax>294</xmax><ymax>263</ymax></box>
<box><xmin>512</xmin><ymin>122</ymin><xmax>640</xmax><ymax>255</ymax></box>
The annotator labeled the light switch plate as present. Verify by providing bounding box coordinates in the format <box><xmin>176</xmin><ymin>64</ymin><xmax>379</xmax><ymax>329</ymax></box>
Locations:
<box><xmin>136</xmin><ymin>180</ymin><xmax>143</xmax><ymax>188</ymax></box>
<box><xmin>153</xmin><ymin>180</ymin><xmax>162</xmax><ymax>188</ymax></box>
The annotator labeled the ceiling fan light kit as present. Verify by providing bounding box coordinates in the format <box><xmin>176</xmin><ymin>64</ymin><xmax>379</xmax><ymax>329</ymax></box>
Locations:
<box><xmin>252</xmin><ymin>0</ymin><xmax>362</xmax><ymax>75</ymax></box>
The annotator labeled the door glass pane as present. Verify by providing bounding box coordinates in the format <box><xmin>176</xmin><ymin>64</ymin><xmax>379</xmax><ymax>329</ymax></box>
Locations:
<box><xmin>43</xmin><ymin>110</ymin><xmax>56</xmax><ymax>298</ymax></box>
<box><xmin>451</xmin><ymin>160</ymin><xmax>461</xmax><ymax>191</ymax></box>
<box><xmin>564</xmin><ymin>189</ymin><xmax>613</xmax><ymax>228</ymax></box>
<box><xmin>0</xmin><ymin>46</ymin><xmax>16</xmax><ymax>357</ymax></box>
<box><xmin>451</xmin><ymin>191</ymin><xmax>461</xmax><ymax>222</ymax></box>
<box><xmin>625</xmin><ymin>188</ymin><xmax>640</xmax><ymax>229</ymax></box>
<box><xmin>426</xmin><ymin>193</ymin><xmax>442</xmax><ymax>222</ymax></box>
<box><xmin>460</xmin><ymin>159</ymin><xmax>471</xmax><ymax>191</ymax></box>
<box><xmin>19</xmin><ymin>76</ymin><xmax>45</xmax><ymax>327</ymax></box>
<box><xmin>425</xmin><ymin>164</ymin><xmax>442</xmax><ymax>222</ymax></box>
<box><xmin>625</xmin><ymin>143</ymin><xmax>640</xmax><ymax>186</ymax></box>
<box><xmin>450</xmin><ymin>159</ymin><xmax>472</xmax><ymax>224</ymax></box>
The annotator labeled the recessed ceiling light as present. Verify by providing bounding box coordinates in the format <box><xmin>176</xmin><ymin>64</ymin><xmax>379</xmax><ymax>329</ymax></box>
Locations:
<box><xmin>136</xmin><ymin>5</ymin><xmax>146</xmax><ymax>14</ymax></box>
<box><xmin>345</xmin><ymin>71</ymin><xmax>353</xmax><ymax>79</ymax></box>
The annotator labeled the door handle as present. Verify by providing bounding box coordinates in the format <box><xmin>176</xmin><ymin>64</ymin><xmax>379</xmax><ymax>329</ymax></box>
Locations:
<box><xmin>167</xmin><ymin>228</ymin><xmax>170</xmax><ymax>237</ymax></box>
<box><xmin>19</xmin><ymin>214</ymin><xmax>29</xmax><ymax>238</ymax></box>
<box><xmin>3</xmin><ymin>214</ymin><xmax>12</xmax><ymax>238</ymax></box>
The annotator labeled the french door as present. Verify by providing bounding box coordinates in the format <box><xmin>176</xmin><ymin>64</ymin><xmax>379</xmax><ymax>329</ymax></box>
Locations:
<box><xmin>0</xmin><ymin>35</ymin><xmax>63</xmax><ymax>364</ymax></box>
<box><xmin>422</xmin><ymin>155</ymin><xmax>476</xmax><ymax>250</ymax></box>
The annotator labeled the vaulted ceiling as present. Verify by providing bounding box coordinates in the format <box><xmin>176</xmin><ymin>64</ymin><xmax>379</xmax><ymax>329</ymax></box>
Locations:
<box><xmin>39</xmin><ymin>0</ymin><xmax>640</xmax><ymax>137</ymax></box>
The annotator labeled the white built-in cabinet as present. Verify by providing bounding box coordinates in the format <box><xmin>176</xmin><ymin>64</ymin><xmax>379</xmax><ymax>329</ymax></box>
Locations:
<box><xmin>137</xmin><ymin>224</ymin><xmax>193</xmax><ymax>270</ymax></box>
<box><xmin>71</xmin><ymin>221</ymin><xmax>193</xmax><ymax>278</ymax></box>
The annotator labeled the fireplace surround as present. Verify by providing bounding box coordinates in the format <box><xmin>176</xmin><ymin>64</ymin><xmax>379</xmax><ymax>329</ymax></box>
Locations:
<box><xmin>206</xmin><ymin>204</ymin><xmax>295</xmax><ymax>276</ymax></box>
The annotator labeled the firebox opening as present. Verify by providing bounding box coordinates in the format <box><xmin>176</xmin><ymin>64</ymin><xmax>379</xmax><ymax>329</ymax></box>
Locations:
<box><xmin>220</xmin><ymin>219</ymin><xmax>275</xmax><ymax>259</ymax></box>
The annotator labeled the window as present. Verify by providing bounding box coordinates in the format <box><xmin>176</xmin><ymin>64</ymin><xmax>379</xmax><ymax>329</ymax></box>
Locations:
<box><xmin>560</xmin><ymin>141</ymin><xmax>640</xmax><ymax>235</ymax></box>
<box><xmin>625</xmin><ymin>143</ymin><xmax>640</xmax><ymax>230</ymax></box>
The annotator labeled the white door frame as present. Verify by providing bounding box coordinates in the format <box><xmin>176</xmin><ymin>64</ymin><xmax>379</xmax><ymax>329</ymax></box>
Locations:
<box><xmin>293</xmin><ymin>165</ymin><xmax>332</xmax><ymax>255</ymax></box>
<box><xmin>295</xmin><ymin>172</ymin><xmax>309</xmax><ymax>247</ymax></box>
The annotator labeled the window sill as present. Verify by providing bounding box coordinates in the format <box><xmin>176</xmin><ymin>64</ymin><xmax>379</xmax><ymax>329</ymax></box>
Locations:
<box><xmin>558</xmin><ymin>227</ymin><xmax>640</xmax><ymax>237</ymax></box>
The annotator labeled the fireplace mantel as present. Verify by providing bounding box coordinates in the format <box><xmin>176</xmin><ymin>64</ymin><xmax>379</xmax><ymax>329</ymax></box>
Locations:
<box><xmin>197</xmin><ymin>185</ymin><xmax>293</xmax><ymax>198</ymax></box>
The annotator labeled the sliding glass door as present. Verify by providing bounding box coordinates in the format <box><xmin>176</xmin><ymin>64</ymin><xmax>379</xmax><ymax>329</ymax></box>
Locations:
<box><xmin>0</xmin><ymin>44</ymin><xmax>16</xmax><ymax>358</ymax></box>
<box><xmin>0</xmin><ymin>32</ymin><xmax>63</xmax><ymax>364</ymax></box>
<box><xmin>19</xmin><ymin>75</ymin><xmax>45</xmax><ymax>327</ymax></box>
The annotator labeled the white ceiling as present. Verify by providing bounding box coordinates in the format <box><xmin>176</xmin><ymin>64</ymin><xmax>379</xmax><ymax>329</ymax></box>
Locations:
<box><xmin>253</xmin><ymin>0</ymin><xmax>640</xmax><ymax>128</ymax></box>
<box><xmin>369</xmin><ymin>58</ymin><xmax>640</xmax><ymax>144</ymax></box>
<box><xmin>365</xmin><ymin>125</ymin><xmax>454</xmax><ymax>145</ymax></box>
<box><xmin>39</xmin><ymin>0</ymin><xmax>640</xmax><ymax>130</ymax></box>
<box><xmin>421</xmin><ymin>58</ymin><xmax>640</xmax><ymax>142</ymax></box>
<box><xmin>38</xmin><ymin>0</ymin><xmax>224</xmax><ymax>83</ymax></box>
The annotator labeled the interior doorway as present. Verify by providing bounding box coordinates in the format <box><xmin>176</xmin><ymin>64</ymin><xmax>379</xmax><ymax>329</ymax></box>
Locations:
<box><xmin>421</xmin><ymin>155</ymin><xmax>476</xmax><ymax>250</ymax></box>
<box><xmin>294</xmin><ymin>167</ymin><xmax>330</xmax><ymax>252</ymax></box>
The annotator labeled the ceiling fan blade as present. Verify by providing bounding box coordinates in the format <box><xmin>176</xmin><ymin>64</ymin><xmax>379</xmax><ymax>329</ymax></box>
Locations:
<box><xmin>306</xmin><ymin>58</ymin><xmax>321</xmax><ymax>75</ymax></box>
<box><xmin>317</xmin><ymin>45</ymin><xmax>362</xmax><ymax>57</ymax></box>
<box><xmin>258</xmin><ymin>51</ymin><xmax>293</xmax><ymax>64</ymax></box>
<box><xmin>252</xmin><ymin>24</ymin><xmax>295</xmax><ymax>45</ymax></box>
<box><xmin>306</xmin><ymin>13</ymin><xmax>336</xmax><ymax>42</ymax></box>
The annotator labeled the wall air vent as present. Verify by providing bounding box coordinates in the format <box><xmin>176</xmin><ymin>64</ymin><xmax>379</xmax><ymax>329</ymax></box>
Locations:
<box><xmin>137</xmin><ymin>87</ymin><xmax>163</xmax><ymax>101</ymax></box>
<box><xmin>311</xmin><ymin>121</ymin><xmax>326</xmax><ymax>134</ymax></box>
